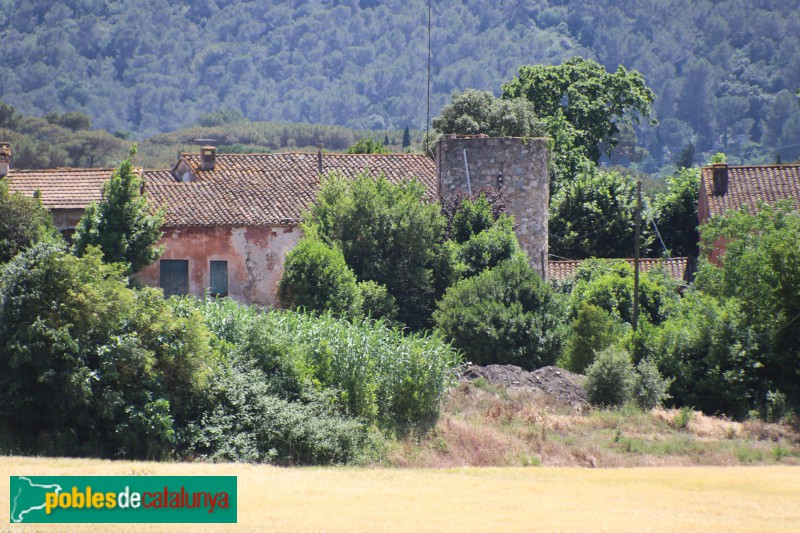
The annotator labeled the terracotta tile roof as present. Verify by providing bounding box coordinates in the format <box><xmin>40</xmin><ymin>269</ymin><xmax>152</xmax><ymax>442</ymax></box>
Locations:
<box><xmin>145</xmin><ymin>152</ymin><xmax>437</xmax><ymax>227</ymax></box>
<box><xmin>701</xmin><ymin>164</ymin><xmax>800</xmax><ymax>219</ymax></box>
<box><xmin>4</xmin><ymin>168</ymin><xmax>117</xmax><ymax>210</ymax></box>
<box><xmin>547</xmin><ymin>257</ymin><xmax>695</xmax><ymax>283</ymax></box>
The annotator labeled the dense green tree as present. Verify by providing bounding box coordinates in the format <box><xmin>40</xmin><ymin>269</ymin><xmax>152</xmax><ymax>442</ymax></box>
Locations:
<box><xmin>402</xmin><ymin>126</ymin><xmax>411</xmax><ymax>148</ymax></box>
<box><xmin>277</xmin><ymin>238</ymin><xmax>362</xmax><ymax>316</ymax></box>
<box><xmin>0</xmin><ymin>181</ymin><xmax>57</xmax><ymax>264</ymax></box>
<box><xmin>432</xmin><ymin>89</ymin><xmax>543</xmax><ymax>137</ymax></box>
<box><xmin>502</xmin><ymin>57</ymin><xmax>656</xmax><ymax>164</ymax></box>
<box><xmin>303</xmin><ymin>171</ymin><xmax>446</xmax><ymax>329</ymax></box>
<box><xmin>695</xmin><ymin>200</ymin><xmax>800</xmax><ymax>408</ymax></box>
<box><xmin>549</xmin><ymin>169</ymin><xmax>648</xmax><ymax>259</ymax></box>
<box><xmin>434</xmin><ymin>257</ymin><xmax>567</xmax><ymax>370</ymax></box>
<box><xmin>563</xmin><ymin>302</ymin><xmax>622</xmax><ymax>374</ymax></box>
<box><xmin>72</xmin><ymin>147</ymin><xmax>164</xmax><ymax>274</ymax></box>
<box><xmin>0</xmin><ymin>242</ymin><xmax>214</xmax><ymax>458</ymax></box>
<box><xmin>346</xmin><ymin>137</ymin><xmax>390</xmax><ymax>154</ymax></box>
<box><xmin>568</xmin><ymin>259</ymin><xmax>679</xmax><ymax>326</ymax></box>
<box><xmin>641</xmin><ymin>290</ymin><xmax>762</xmax><ymax>418</ymax></box>
<box><xmin>652</xmin><ymin>168</ymin><xmax>700</xmax><ymax>257</ymax></box>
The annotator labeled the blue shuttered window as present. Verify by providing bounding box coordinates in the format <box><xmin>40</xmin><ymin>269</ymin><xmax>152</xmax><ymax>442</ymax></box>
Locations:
<box><xmin>210</xmin><ymin>260</ymin><xmax>228</xmax><ymax>296</ymax></box>
<box><xmin>160</xmin><ymin>260</ymin><xmax>189</xmax><ymax>297</ymax></box>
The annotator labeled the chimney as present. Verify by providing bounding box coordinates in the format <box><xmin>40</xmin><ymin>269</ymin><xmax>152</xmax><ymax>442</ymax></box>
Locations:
<box><xmin>316</xmin><ymin>143</ymin><xmax>323</xmax><ymax>174</ymax></box>
<box><xmin>0</xmin><ymin>142</ymin><xmax>10</xmax><ymax>177</ymax></box>
<box><xmin>200</xmin><ymin>146</ymin><xmax>216</xmax><ymax>171</ymax></box>
<box><xmin>711</xmin><ymin>163</ymin><xmax>728</xmax><ymax>195</ymax></box>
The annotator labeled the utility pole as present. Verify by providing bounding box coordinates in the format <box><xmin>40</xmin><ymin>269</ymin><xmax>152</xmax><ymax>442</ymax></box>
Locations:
<box><xmin>633</xmin><ymin>180</ymin><xmax>641</xmax><ymax>333</ymax></box>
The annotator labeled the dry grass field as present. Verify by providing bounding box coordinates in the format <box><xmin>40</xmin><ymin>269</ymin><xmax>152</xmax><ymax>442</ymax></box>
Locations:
<box><xmin>386</xmin><ymin>382</ymin><xmax>800</xmax><ymax>468</ymax></box>
<box><xmin>1</xmin><ymin>456</ymin><xmax>799</xmax><ymax>532</ymax></box>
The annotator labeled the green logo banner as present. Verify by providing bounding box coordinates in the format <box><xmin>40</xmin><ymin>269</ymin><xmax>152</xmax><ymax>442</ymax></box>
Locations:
<box><xmin>9</xmin><ymin>476</ymin><xmax>237</xmax><ymax>523</ymax></box>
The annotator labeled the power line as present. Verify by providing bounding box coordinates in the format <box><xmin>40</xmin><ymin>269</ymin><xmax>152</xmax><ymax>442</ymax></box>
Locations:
<box><xmin>424</xmin><ymin>0</ymin><xmax>431</xmax><ymax>155</ymax></box>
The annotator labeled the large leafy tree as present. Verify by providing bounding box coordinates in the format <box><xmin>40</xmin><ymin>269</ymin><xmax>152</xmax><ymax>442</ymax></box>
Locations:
<box><xmin>695</xmin><ymin>200</ymin><xmax>800</xmax><ymax>408</ymax></box>
<box><xmin>433</xmin><ymin>89</ymin><xmax>543</xmax><ymax>137</ymax></box>
<box><xmin>549</xmin><ymin>169</ymin><xmax>649</xmax><ymax>259</ymax></box>
<box><xmin>502</xmin><ymin>57</ymin><xmax>655</xmax><ymax>183</ymax></box>
<box><xmin>72</xmin><ymin>146</ymin><xmax>164</xmax><ymax>274</ymax></box>
<box><xmin>0</xmin><ymin>242</ymin><xmax>213</xmax><ymax>458</ymax></box>
<box><xmin>0</xmin><ymin>180</ymin><xmax>57</xmax><ymax>264</ymax></box>
<box><xmin>303</xmin><ymin>171</ymin><xmax>446</xmax><ymax>330</ymax></box>
<box><xmin>652</xmin><ymin>167</ymin><xmax>701</xmax><ymax>257</ymax></box>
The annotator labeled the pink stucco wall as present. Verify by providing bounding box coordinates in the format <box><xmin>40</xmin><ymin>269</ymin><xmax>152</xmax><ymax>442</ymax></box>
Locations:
<box><xmin>136</xmin><ymin>225</ymin><xmax>302</xmax><ymax>306</ymax></box>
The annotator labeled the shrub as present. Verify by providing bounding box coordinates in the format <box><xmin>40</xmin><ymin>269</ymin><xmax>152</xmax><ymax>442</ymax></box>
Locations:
<box><xmin>673</xmin><ymin>407</ymin><xmax>694</xmax><ymax>430</ymax></box>
<box><xmin>0</xmin><ymin>242</ymin><xmax>215</xmax><ymax>459</ymax></box>
<box><xmin>585</xmin><ymin>346</ymin><xmax>636</xmax><ymax>407</ymax></box>
<box><xmin>564</xmin><ymin>303</ymin><xmax>622</xmax><ymax>373</ymax></box>
<box><xmin>643</xmin><ymin>291</ymin><xmax>762</xmax><ymax>419</ymax></box>
<box><xmin>278</xmin><ymin>238</ymin><xmax>361</xmax><ymax>316</ymax></box>
<box><xmin>450</xmin><ymin>193</ymin><xmax>496</xmax><ymax>244</ymax></box>
<box><xmin>457</xmin><ymin>215</ymin><xmax>524</xmax><ymax>278</ymax></box>
<box><xmin>0</xmin><ymin>180</ymin><xmax>57</xmax><ymax>264</ymax></box>
<box><xmin>441</xmin><ymin>187</ymin><xmax>511</xmax><ymax>242</ymax></box>
<box><xmin>569</xmin><ymin>259</ymin><xmax>679</xmax><ymax>325</ymax></box>
<box><xmin>357</xmin><ymin>280</ymin><xmax>398</xmax><ymax>322</ymax></box>
<box><xmin>197</xmin><ymin>360</ymin><xmax>368</xmax><ymax>465</ymax></box>
<box><xmin>633</xmin><ymin>358</ymin><xmax>672</xmax><ymax>410</ymax></box>
<box><xmin>434</xmin><ymin>258</ymin><xmax>567</xmax><ymax>370</ymax></box>
<box><xmin>304</xmin><ymin>171</ymin><xmax>446</xmax><ymax>330</ymax></box>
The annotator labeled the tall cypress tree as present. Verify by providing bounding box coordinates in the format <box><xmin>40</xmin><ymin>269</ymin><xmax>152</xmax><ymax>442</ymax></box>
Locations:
<box><xmin>72</xmin><ymin>145</ymin><xmax>164</xmax><ymax>274</ymax></box>
<box><xmin>402</xmin><ymin>126</ymin><xmax>411</xmax><ymax>148</ymax></box>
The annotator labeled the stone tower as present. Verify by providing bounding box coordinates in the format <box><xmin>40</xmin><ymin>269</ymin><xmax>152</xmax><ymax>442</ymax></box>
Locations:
<box><xmin>436</xmin><ymin>135</ymin><xmax>549</xmax><ymax>277</ymax></box>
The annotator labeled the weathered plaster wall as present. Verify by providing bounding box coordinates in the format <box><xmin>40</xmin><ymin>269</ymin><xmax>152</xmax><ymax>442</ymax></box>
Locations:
<box><xmin>436</xmin><ymin>136</ymin><xmax>549</xmax><ymax>277</ymax></box>
<box><xmin>52</xmin><ymin>209</ymin><xmax>85</xmax><ymax>232</ymax></box>
<box><xmin>136</xmin><ymin>225</ymin><xmax>301</xmax><ymax>306</ymax></box>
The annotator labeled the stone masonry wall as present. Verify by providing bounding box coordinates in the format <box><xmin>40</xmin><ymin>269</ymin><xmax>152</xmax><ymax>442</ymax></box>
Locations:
<box><xmin>436</xmin><ymin>136</ymin><xmax>549</xmax><ymax>277</ymax></box>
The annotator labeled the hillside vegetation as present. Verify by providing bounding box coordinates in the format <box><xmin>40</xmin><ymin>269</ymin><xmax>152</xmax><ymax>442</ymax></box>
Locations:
<box><xmin>1</xmin><ymin>0</ymin><xmax>798</xmax><ymax>169</ymax></box>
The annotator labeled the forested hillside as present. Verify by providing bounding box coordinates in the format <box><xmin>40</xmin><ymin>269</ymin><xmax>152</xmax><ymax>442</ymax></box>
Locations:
<box><xmin>1</xmin><ymin>0</ymin><xmax>799</xmax><ymax>171</ymax></box>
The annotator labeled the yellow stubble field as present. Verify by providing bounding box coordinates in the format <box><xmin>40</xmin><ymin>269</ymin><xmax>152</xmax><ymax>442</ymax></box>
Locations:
<box><xmin>1</xmin><ymin>457</ymin><xmax>798</xmax><ymax>532</ymax></box>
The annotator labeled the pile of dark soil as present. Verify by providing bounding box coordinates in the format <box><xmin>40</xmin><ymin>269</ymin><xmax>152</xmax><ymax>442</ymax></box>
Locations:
<box><xmin>461</xmin><ymin>364</ymin><xmax>589</xmax><ymax>410</ymax></box>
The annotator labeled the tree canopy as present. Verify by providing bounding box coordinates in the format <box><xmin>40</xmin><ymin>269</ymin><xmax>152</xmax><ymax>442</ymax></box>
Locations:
<box><xmin>0</xmin><ymin>180</ymin><xmax>57</xmax><ymax>264</ymax></box>
<box><xmin>72</xmin><ymin>147</ymin><xmax>164</xmax><ymax>274</ymax></box>
<box><xmin>433</xmin><ymin>89</ymin><xmax>544</xmax><ymax>137</ymax></box>
<box><xmin>502</xmin><ymin>57</ymin><xmax>655</xmax><ymax>171</ymax></box>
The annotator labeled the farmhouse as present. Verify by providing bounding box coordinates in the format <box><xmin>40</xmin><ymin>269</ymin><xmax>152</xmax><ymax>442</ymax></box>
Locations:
<box><xmin>137</xmin><ymin>148</ymin><xmax>438</xmax><ymax>304</ymax></box>
<box><xmin>2</xmin><ymin>137</ymin><xmax>551</xmax><ymax>306</ymax></box>
<box><xmin>698</xmin><ymin>162</ymin><xmax>800</xmax><ymax>262</ymax></box>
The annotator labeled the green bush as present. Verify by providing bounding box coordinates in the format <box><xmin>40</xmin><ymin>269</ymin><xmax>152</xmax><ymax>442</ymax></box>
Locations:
<box><xmin>450</xmin><ymin>194</ymin><xmax>496</xmax><ymax>244</ymax></box>
<box><xmin>643</xmin><ymin>291</ymin><xmax>762</xmax><ymax>419</ymax></box>
<box><xmin>278</xmin><ymin>238</ymin><xmax>361</xmax><ymax>316</ymax></box>
<box><xmin>569</xmin><ymin>259</ymin><xmax>679</xmax><ymax>325</ymax></box>
<box><xmin>304</xmin><ymin>171</ymin><xmax>446</xmax><ymax>330</ymax></box>
<box><xmin>434</xmin><ymin>258</ymin><xmax>567</xmax><ymax>370</ymax></box>
<box><xmin>564</xmin><ymin>303</ymin><xmax>622</xmax><ymax>373</ymax></box>
<box><xmin>357</xmin><ymin>280</ymin><xmax>398</xmax><ymax>322</ymax></box>
<box><xmin>457</xmin><ymin>215</ymin><xmax>523</xmax><ymax>278</ymax></box>
<box><xmin>585</xmin><ymin>346</ymin><xmax>636</xmax><ymax>407</ymax></box>
<box><xmin>197</xmin><ymin>360</ymin><xmax>368</xmax><ymax>465</ymax></box>
<box><xmin>633</xmin><ymin>358</ymin><xmax>672</xmax><ymax>410</ymax></box>
<box><xmin>0</xmin><ymin>242</ymin><xmax>215</xmax><ymax>459</ymax></box>
<box><xmin>0</xmin><ymin>180</ymin><xmax>57</xmax><ymax>264</ymax></box>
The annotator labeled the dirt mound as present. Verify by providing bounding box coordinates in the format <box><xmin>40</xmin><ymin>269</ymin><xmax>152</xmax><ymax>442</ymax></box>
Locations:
<box><xmin>461</xmin><ymin>364</ymin><xmax>588</xmax><ymax>410</ymax></box>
